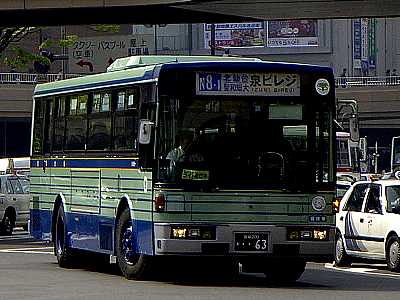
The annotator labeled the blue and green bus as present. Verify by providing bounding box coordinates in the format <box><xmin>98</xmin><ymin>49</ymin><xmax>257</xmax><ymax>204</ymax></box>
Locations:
<box><xmin>30</xmin><ymin>55</ymin><xmax>336</xmax><ymax>281</ymax></box>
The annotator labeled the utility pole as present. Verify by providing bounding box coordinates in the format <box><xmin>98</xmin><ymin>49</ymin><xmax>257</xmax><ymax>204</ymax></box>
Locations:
<box><xmin>154</xmin><ymin>26</ymin><xmax>158</xmax><ymax>55</ymax></box>
<box><xmin>210</xmin><ymin>24</ymin><xmax>216</xmax><ymax>56</ymax></box>
<box><xmin>60</xmin><ymin>26</ymin><xmax>67</xmax><ymax>79</ymax></box>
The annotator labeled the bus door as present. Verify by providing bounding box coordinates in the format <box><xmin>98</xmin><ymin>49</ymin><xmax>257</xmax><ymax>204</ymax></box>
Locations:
<box><xmin>70</xmin><ymin>169</ymin><xmax>101</xmax><ymax>246</ymax></box>
<box><xmin>391</xmin><ymin>136</ymin><xmax>400</xmax><ymax>173</ymax></box>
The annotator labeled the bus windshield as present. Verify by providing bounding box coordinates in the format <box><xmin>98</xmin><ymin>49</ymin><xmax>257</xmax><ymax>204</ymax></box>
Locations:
<box><xmin>158</xmin><ymin>96</ymin><xmax>332</xmax><ymax>191</ymax></box>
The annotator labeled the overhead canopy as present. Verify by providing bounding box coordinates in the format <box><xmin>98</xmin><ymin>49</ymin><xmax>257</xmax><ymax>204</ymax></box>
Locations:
<box><xmin>0</xmin><ymin>0</ymin><xmax>398</xmax><ymax>26</ymax></box>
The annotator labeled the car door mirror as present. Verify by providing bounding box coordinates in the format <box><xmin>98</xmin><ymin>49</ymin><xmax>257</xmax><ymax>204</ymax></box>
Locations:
<box><xmin>392</xmin><ymin>198</ymin><xmax>400</xmax><ymax>214</ymax></box>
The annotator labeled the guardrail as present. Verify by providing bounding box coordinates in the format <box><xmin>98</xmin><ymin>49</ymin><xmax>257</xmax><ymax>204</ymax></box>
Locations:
<box><xmin>335</xmin><ymin>76</ymin><xmax>400</xmax><ymax>87</ymax></box>
<box><xmin>0</xmin><ymin>72</ymin><xmax>399</xmax><ymax>87</ymax></box>
<box><xmin>0</xmin><ymin>73</ymin><xmax>81</xmax><ymax>84</ymax></box>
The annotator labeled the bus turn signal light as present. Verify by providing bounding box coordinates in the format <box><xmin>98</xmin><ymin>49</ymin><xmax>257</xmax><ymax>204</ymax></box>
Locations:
<box><xmin>154</xmin><ymin>194</ymin><xmax>165</xmax><ymax>212</ymax></box>
<box><xmin>333</xmin><ymin>197</ymin><xmax>340</xmax><ymax>213</ymax></box>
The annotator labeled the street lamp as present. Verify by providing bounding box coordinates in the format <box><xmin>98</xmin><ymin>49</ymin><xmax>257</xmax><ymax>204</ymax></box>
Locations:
<box><xmin>144</xmin><ymin>24</ymin><xmax>167</xmax><ymax>55</ymax></box>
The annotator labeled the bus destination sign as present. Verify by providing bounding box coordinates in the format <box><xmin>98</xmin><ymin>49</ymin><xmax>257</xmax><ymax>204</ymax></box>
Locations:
<box><xmin>196</xmin><ymin>72</ymin><xmax>300</xmax><ymax>96</ymax></box>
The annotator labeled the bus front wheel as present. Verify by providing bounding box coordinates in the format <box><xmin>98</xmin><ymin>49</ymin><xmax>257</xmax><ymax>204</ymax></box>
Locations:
<box><xmin>54</xmin><ymin>206</ymin><xmax>75</xmax><ymax>268</ymax></box>
<box><xmin>116</xmin><ymin>208</ymin><xmax>152</xmax><ymax>280</ymax></box>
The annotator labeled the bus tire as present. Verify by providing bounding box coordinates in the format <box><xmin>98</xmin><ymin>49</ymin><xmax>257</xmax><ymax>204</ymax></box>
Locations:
<box><xmin>116</xmin><ymin>208</ymin><xmax>152</xmax><ymax>280</ymax></box>
<box><xmin>264</xmin><ymin>259</ymin><xmax>306</xmax><ymax>283</ymax></box>
<box><xmin>334</xmin><ymin>234</ymin><xmax>352</xmax><ymax>267</ymax></box>
<box><xmin>0</xmin><ymin>211</ymin><xmax>14</xmax><ymax>236</ymax></box>
<box><xmin>386</xmin><ymin>236</ymin><xmax>400</xmax><ymax>272</ymax></box>
<box><xmin>54</xmin><ymin>206</ymin><xmax>75</xmax><ymax>268</ymax></box>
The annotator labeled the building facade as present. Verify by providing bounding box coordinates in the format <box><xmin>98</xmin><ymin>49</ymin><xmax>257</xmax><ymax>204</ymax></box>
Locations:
<box><xmin>1</xmin><ymin>19</ymin><xmax>400</xmax><ymax>171</ymax></box>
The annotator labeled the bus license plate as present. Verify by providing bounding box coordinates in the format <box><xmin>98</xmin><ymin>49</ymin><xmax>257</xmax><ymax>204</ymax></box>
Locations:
<box><xmin>234</xmin><ymin>232</ymin><xmax>268</xmax><ymax>251</ymax></box>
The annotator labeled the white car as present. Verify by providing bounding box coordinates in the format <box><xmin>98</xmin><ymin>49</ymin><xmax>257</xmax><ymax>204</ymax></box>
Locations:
<box><xmin>0</xmin><ymin>175</ymin><xmax>30</xmax><ymax>235</ymax></box>
<box><xmin>335</xmin><ymin>179</ymin><xmax>400</xmax><ymax>271</ymax></box>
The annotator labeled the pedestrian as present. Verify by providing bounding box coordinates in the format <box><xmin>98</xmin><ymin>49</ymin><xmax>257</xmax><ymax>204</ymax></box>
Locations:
<box><xmin>56</xmin><ymin>70</ymin><xmax>63</xmax><ymax>81</ymax></box>
<box><xmin>361</xmin><ymin>62</ymin><xmax>369</xmax><ymax>85</ymax></box>
<box><xmin>340</xmin><ymin>68</ymin><xmax>347</xmax><ymax>88</ymax></box>
<box><xmin>386</xmin><ymin>69</ymin><xmax>391</xmax><ymax>84</ymax></box>
<box><xmin>392</xmin><ymin>69</ymin><xmax>398</xmax><ymax>85</ymax></box>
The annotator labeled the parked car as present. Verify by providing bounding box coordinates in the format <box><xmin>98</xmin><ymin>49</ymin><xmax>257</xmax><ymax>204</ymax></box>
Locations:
<box><xmin>0</xmin><ymin>174</ymin><xmax>30</xmax><ymax>235</ymax></box>
<box><xmin>335</xmin><ymin>179</ymin><xmax>400</xmax><ymax>271</ymax></box>
<box><xmin>360</xmin><ymin>173</ymin><xmax>382</xmax><ymax>181</ymax></box>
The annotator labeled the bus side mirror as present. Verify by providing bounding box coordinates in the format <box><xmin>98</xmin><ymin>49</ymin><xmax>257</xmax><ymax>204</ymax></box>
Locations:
<box><xmin>138</xmin><ymin>120</ymin><xmax>154</xmax><ymax>145</ymax></box>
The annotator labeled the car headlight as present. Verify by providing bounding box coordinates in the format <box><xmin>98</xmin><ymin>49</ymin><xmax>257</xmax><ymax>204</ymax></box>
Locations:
<box><xmin>312</xmin><ymin>196</ymin><xmax>326</xmax><ymax>211</ymax></box>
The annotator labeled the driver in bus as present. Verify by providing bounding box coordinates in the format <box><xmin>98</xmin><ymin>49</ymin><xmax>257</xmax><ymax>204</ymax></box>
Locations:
<box><xmin>167</xmin><ymin>131</ymin><xmax>204</xmax><ymax>176</ymax></box>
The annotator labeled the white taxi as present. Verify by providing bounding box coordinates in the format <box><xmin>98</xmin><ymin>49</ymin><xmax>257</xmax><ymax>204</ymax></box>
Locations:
<box><xmin>335</xmin><ymin>180</ymin><xmax>400</xmax><ymax>271</ymax></box>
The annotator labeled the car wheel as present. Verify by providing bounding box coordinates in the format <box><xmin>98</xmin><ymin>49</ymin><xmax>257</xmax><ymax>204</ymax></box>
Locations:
<box><xmin>54</xmin><ymin>206</ymin><xmax>75</xmax><ymax>268</ymax></box>
<box><xmin>0</xmin><ymin>212</ymin><xmax>14</xmax><ymax>236</ymax></box>
<box><xmin>264</xmin><ymin>259</ymin><xmax>306</xmax><ymax>283</ymax></box>
<box><xmin>116</xmin><ymin>207</ymin><xmax>153</xmax><ymax>280</ymax></box>
<box><xmin>334</xmin><ymin>234</ymin><xmax>352</xmax><ymax>267</ymax></box>
<box><xmin>387</xmin><ymin>237</ymin><xmax>400</xmax><ymax>272</ymax></box>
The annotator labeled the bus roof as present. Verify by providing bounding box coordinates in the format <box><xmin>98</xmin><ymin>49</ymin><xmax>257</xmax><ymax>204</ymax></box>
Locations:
<box><xmin>34</xmin><ymin>55</ymin><xmax>333</xmax><ymax>98</ymax></box>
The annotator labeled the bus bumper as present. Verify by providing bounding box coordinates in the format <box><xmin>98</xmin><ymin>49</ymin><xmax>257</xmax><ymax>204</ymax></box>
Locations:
<box><xmin>153</xmin><ymin>223</ymin><xmax>335</xmax><ymax>262</ymax></box>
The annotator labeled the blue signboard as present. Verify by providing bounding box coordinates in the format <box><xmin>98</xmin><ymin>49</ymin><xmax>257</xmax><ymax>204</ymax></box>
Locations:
<box><xmin>196</xmin><ymin>72</ymin><xmax>300</xmax><ymax>96</ymax></box>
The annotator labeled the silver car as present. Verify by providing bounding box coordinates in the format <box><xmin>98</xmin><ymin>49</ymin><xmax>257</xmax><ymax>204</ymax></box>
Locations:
<box><xmin>0</xmin><ymin>175</ymin><xmax>30</xmax><ymax>235</ymax></box>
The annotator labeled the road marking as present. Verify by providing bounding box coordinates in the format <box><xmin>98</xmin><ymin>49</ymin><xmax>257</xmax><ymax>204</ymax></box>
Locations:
<box><xmin>325</xmin><ymin>263</ymin><xmax>400</xmax><ymax>279</ymax></box>
<box><xmin>0</xmin><ymin>247</ymin><xmax>53</xmax><ymax>254</ymax></box>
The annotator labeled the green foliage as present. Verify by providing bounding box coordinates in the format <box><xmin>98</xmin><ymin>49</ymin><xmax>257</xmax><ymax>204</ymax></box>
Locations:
<box><xmin>91</xmin><ymin>24</ymin><xmax>121</xmax><ymax>33</ymax></box>
<box><xmin>1</xmin><ymin>25</ymin><xmax>119</xmax><ymax>70</ymax></box>
<box><xmin>4</xmin><ymin>47</ymin><xmax>49</xmax><ymax>70</ymax></box>
<box><xmin>59</xmin><ymin>35</ymin><xmax>78</xmax><ymax>48</ymax></box>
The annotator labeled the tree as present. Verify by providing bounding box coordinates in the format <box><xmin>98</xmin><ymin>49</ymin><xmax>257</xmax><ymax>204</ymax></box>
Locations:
<box><xmin>0</xmin><ymin>27</ymin><xmax>44</xmax><ymax>70</ymax></box>
<box><xmin>0</xmin><ymin>25</ymin><xmax>119</xmax><ymax>72</ymax></box>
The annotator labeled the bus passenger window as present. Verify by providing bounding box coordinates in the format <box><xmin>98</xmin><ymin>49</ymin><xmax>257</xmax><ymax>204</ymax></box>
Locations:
<box><xmin>53</xmin><ymin>97</ymin><xmax>66</xmax><ymax>152</ymax></box>
<box><xmin>32</xmin><ymin>99</ymin><xmax>46</xmax><ymax>154</ymax></box>
<box><xmin>114</xmin><ymin>89</ymin><xmax>138</xmax><ymax>151</ymax></box>
<box><xmin>88</xmin><ymin>93</ymin><xmax>111</xmax><ymax>151</ymax></box>
<box><xmin>65</xmin><ymin>94</ymin><xmax>88</xmax><ymax>151</ymax></box>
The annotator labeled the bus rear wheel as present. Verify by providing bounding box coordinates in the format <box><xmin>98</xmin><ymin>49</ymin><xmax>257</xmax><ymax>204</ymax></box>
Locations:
<box><xmin>116</xmin><ymin>208</ymin><xmax>153</xmax><ymax>280</ymax></box>
<box><xmin>54</xmin><ymin>206</ymin><xmax>75</xmax><ymax>268</ymax></box>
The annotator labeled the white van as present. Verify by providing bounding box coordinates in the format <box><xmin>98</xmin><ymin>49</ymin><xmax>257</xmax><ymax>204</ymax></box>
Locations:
<box><xmin>0</xmin><ymin>174</ymin><xmax>30</xmax><ymax>235</ymax></box>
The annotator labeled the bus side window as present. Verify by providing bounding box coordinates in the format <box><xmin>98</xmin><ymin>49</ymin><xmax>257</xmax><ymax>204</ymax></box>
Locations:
<box><xmin>88</xmin><ymin>92</ymin><xmax>112</xmax><ymax>151</ymax></box>
<box><xmin>114</xmin><ymin>89</ymin><xmax>139</xmax><ymax>151</ymax></box>
<box><xmin>65</xmin><ymin>94</ymin><xmax>88</xmax><ymax>151</ymax></box>
<box><xmin>52</xmin><ymin>96</ymin><xmax>66</xmax><ymax>152</ymax></box>
<box><xmin>32</xmin><ymin>99</ymin><xmax>46</xmax><ymax>155</ymax></box>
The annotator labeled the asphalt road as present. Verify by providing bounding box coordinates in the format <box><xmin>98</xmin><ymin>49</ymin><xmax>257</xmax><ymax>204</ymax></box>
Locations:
<box><xmin>1</xmin><ymin>230</ymin><xmax>400</xmax><ymax>300</ymax></box>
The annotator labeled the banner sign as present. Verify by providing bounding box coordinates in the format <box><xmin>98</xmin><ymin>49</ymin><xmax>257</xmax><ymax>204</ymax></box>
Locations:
<box><xmin>266</xmin><ymin>20</ymin><xmax>318</xmax><ymax>48</ymax></box>
<box><xmin>204</xmin><ymin>23</ymin><xmax>264</xmax><ymax>48</ymax></box>
<box><xmin>353</xmin><ymin>19</ymin><xmax>361</xmax><ymax>69</ymax></box>
<box><xmin>368</xmin><ymin>18</ymin><xmax>376</xmax><ymax>68</ymax></box>
<box><xmin>196</xmin><ymin>72</ymin><xmax>300</xmax><ymax>96</ymax></box>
